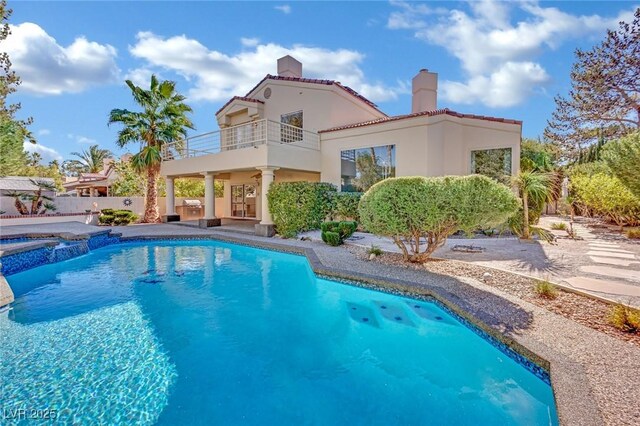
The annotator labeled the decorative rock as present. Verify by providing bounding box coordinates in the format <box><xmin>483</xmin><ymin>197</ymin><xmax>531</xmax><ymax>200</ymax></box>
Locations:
<box><xmin>369</xmin><ymin>253</ymin><xmax>377</xmax><ymax>261</ymax></box>
<box><xmin>482</xmin><ymin>272</ymin><xmax>492</xmax><ymax>282</ymax></box>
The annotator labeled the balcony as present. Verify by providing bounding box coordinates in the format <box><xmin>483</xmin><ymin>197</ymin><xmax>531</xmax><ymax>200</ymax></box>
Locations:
<box><xmin>161</xmin><ymin>119</ymin><xmax>320</xmax><ymax>161</ymax></box>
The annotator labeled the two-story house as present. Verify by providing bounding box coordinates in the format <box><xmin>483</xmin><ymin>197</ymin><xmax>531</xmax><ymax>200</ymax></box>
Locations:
<box><xmin>160</xmin><ymin>55</ymin><xmax>521</xmax><ymax>236</ymax></box>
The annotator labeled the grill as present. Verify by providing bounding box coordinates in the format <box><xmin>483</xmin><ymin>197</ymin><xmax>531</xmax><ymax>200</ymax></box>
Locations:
<box><xmin>177</xmin><ymin>199</ymin><xmax>203</xmax><ymax>220</ymax></box>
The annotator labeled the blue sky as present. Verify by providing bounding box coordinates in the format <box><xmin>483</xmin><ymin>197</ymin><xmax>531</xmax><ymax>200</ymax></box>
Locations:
<box><xmin>5</xmin><ymin>0</ymin><xmax>638</xmax><ymax>163</ymax></box>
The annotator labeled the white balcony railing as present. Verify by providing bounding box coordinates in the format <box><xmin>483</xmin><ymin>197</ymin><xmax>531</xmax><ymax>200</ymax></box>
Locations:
<box><xmin>161</xmin><ymin>119</ymin><xmax>320</xmax><ymax>160</ymax></box>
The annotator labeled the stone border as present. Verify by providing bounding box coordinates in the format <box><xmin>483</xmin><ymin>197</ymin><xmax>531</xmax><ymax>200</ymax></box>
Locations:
<box><xmin>2</xmin><ymin>231</ymin><xmax>604</xmax><ymax>425</ymax></box>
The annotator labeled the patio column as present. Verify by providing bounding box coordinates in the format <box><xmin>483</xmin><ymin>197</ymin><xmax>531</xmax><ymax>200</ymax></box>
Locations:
<box><xmin>161</xmin><ymin>176</ymin><xmax>180</xmax><ymax>222</ymax></box>
<box><xmin>255</xmin><ymin>166</ymin><xmax>278</xmax><ymax>237</ymax></box>
<box><xmin>199</xmin><ymin>172</ymin><xmax>221</xmax><ymax>228</ymax></box>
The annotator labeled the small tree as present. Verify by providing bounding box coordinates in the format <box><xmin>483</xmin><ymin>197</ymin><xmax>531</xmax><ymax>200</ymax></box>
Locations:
<box><xmin>64</xmin><ymin>145</ymin><xmax>113</xmax><ymax>175</ymax></box>
<box><xmin>358</xmin><ymin>176</ymin><xmax>519</xmax><ymax>262</ymax></box>
<box><xmin>545</xmin><ymin>8</ymin><xmax>640</xmax><ymax>161</ymax></box>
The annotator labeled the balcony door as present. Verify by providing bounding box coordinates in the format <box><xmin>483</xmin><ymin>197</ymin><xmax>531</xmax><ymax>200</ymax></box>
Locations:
<box><xmin>231</xmin><ymin>184</ymin><xmax>257</xmax><ymax>218</ymax></box>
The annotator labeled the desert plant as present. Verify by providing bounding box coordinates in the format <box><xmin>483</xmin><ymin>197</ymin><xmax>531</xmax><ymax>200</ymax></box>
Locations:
<box><xmin>320</xmin><ymin>221</ymin><xmax>356</xmax><ymax>246</ymax></box>
<box><xmin>64</xmin><ymin>144</ymin><xmax>113</xmax><ymax>175</ymax></box>
<box><xmin>359</xmin><ymin>175</ymin><xmax>519</xmax><ymax>262</ymax></box>
<box><xmin>534</xmin><ymin>280</ymin><xmax>558</xmax><ymax>299</ymax></box>
<box><xmin>550</xmin><ymin>222</ymin><xmax>567</xmax><ymax>231</ymax></box>
<box><xmin>367</xmin><ymin>245</ymin><xmax>383</xmax><ymax>256</ymax></box>
<box><xmin>268</xmin><ymin>182</ymin><xmax>337</xmax><ymax>238</ymax></box>
<box><xmin>626</xmin><ymin>229</ymin><xmax>640</xmax><ymax>239</ymax></box>
<box><xmin>608</xmin><ymin>304</ymin><xmax>640</xmax><ymax>332</ymax></box>
<box><xmin>6</xmin><ymin>179</ymin><xmax>57</xmax><ymax>215</ymax></box>
<box><xmin>511</xmin><ymin>170</ymin><xmax>555</xmax><ymax>239</ymax></box>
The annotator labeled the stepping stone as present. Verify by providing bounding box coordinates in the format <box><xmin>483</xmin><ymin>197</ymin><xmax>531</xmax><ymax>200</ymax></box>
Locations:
<box><xmin>590</xmin><ymin>257</ymin><xmax>640</xmax><ymax>267</ymax></box>
<box><xmin>586</xmin><ymin>251</ymin><xmax>637</xmax><ymax>260</ymax></box>
<box><xmin>580</xmin><ymin>265</ymin><xmax>640</xmax><ymax>282</ymax></box>
<box><xmin>564</xmin><ymin>276</ymin><xmax>640</xmax><ymax>297</ymax></box>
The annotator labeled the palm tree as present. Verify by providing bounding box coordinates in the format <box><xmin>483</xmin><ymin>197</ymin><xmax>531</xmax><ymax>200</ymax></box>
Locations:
<box><xmin>66</xmin><ymin>145</ymin><xmax>113</xmax><ymax>174</ymax></box>
<box><xmin>108</xmin><ymin>75</ymin><xmax>194</xmax><ymax>223</ymax></box>
<box><xmin>512</xmin><ymin>170</ymin><xmax>554</xmax><ymax>239</ymax></box>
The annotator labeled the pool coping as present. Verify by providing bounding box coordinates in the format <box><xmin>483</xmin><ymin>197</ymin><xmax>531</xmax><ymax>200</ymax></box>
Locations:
<box><xmin>1</xmin><ymin>230</ymin><xmax>611</xmax><ymax>425</ymax></box>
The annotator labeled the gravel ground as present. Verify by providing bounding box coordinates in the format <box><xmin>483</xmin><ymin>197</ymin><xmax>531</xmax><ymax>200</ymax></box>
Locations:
<box><xmin>349</xmin><ymin>245</ymin><xmax>640</xmax><ymax>347</ymax></box>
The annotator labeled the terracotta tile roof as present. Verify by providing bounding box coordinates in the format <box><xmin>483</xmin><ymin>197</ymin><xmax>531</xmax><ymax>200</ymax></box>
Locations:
<box><xmin>318</xmin><ymin>108</ymin><xmax>522</xmax><ymax>133</ymax></box>
<box><xmin>215</xmin><ymin>96</ymin><xmax>265</xmax><ymax>116</ymax></box>
<box><xmin>244</xmin><ymin>74</ymin><xmax>387</xmax><ymax>116</ymax></box>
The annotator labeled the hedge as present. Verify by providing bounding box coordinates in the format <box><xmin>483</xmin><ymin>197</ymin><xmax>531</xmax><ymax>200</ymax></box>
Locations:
<box><xmin>267</xmin><ymin>182</ymin><xmax>337</xmax><ymax>238</ymax></box>
<box><xmin>358</xmin><ymin>175</ymin><xmax>519</xmax><ymax>262</ymax></box>
<box><xmin>331</xmin><ymin>192</ymin><xmax>362</xmax><ymax>221</ymax></box>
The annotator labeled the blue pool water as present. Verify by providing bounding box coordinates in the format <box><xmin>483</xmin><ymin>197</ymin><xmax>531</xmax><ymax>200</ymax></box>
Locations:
<box><xmin>1</xmin><ymin>241</ymin><xmax>558</xmax><ymax>425</ymax></box>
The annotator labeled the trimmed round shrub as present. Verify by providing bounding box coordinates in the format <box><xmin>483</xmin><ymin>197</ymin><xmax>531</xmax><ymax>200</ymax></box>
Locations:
<box><xmin>99</xmin><ymin>209</ymin><xmax>138</xmax><ymax>226</ymax></box>
<box><xmin>358</xmin><ymin>175</ymin><xmax>519</xmax><ymax>262</ymax></box>
<box><xmin>320</xmin><ymin>220</ymin><xmax>357</xmax><ymax>246</ymax></box>
<box><xmin>323</xmin><ymin>231</ymin><xmax>341</xmax><ymax>246</ymax></box>
<box><xmin>268</xmin><ymin>182</ymin><xmax>337</xmax><ymax>238</ymax></box>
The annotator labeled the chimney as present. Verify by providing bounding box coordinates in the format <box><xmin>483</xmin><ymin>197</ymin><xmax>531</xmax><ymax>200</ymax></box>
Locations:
<box><xmin>412</xmin><ymin>69</ymin><xmax>438</xmax><ymax>113</ymax></box>
<box><xmin>277</xmin><ymin>55</ymin><xmax>302</xmax><ymax>78</ymax></box>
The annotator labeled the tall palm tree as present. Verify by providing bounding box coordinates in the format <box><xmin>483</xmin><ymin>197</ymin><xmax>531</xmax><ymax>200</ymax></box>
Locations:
<box><xmin>67</xmin><ymin>145</ymin><xmax>113</xmax><ymax>174</ymax></box>
<box><xmin>108</xmin><ymin>75</ymin><xmax>194</xmax><ymax>223</ymax></box>
<box><xmin>512</xmin><ymin>170</ymin><xmax>553</xmax><ymax>239</ymax></box>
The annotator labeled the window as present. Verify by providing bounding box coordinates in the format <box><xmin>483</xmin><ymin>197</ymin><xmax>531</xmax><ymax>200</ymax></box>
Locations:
<box><xmin>470</xmin><ymin>148</ymin><xmax>512</xmax><ymax>184</ymax></box>
<box><xmin>280</xmin><ymin>111</ymin><xmax>303</xmax><ymax>143</ymax></box>
<box><xmin>341</xmin><ymin>145</ymin><xmax>396</xmax><ymax>192</ymax></box>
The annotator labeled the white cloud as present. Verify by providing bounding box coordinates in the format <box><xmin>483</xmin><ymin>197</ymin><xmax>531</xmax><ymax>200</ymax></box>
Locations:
<box><xmin>4</xmin><ymin>23</ymin><xmax>119</xmax><ymax>95</ymax></box>
<box><xmin>124</xmin><ymin>67</ymin><xmax>158</xmax><ymax>87</ymax></box>
<box><xmin>274</xmin><ymin>5</ymin><xmax>291</xmax><ymax>14</ymax></box>
<box><xmin>388</xmin><ymin>0</ymin><xmax>636</xmax><ymax>107</ymax></box>
<box><xmin>128</xmin><ymin>32</ymin><xmax>406</xmax><ymax>103</ymax></box>
<box><xmin>386</xmin><ymin>0</ymin><xmax>446</xmax><ymax>30</ymax></box>
<box><xmin>67</xmin><ymin>134</ymin><xmax>97</xmax><ymax>144</ymax></box>
<box><xmin>23</xmin><ymin>142</ymin><xmax>63</xmax><ymax>162</ymax></box>
<box><xmin>240</xmin><ymin>37</ymin><xmax>260</xmax><ymax>47</ymax></box>
<box><xmin>37</xmin><ymin>129</ymin><xmax>51</xmax><ymax>136</ymax></box>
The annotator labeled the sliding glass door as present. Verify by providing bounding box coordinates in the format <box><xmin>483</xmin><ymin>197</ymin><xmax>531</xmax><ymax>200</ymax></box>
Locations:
<box><xmin>230</xmin><ymin>184</ymin><xmax>257</xmax><ymax>218</ymax></box>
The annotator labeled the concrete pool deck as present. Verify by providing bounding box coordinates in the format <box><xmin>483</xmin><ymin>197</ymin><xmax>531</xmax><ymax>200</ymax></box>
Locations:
<box><xmin>1</xmin><ymin>221</ymin><xmax>639</xmax><ymax>425</ymax></box>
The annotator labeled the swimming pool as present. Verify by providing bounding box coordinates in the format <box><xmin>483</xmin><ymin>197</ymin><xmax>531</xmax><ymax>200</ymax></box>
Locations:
<box><xmin>1</xmin><ymin>240</ymin><xmax>558</xmax><ymax>425</ymax></box>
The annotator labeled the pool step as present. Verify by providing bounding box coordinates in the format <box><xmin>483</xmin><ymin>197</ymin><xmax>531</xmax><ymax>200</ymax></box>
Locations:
<box><xmin>406</xmin><ymin>301</ymin><xmax>458</xmax><ymax>326</ymax></box>
<box><xmin>374</xmin><ymin>301</ymin><xmax>415</xmax><ymax>327</ymax></box>
<box><xmin>346</xmin><ymin>302</ymin><xmax>380</xmax><ymax>327</ymax></box>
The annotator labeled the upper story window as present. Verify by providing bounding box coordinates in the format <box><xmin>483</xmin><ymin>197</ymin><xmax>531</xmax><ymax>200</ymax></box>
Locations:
<box><xmin>341</xmin><ymin>144</ymin><xmax>396</xmax><ymax>192</ymax></box>
<box><xmin>470</xmin><ymin>148</ymin><xmax>512</xmax><ymax>184</ymax></box>
<box><xmin>280</xmin><ymin>111</ymin><xmax>303</xmax><ymax>143</ymax></box>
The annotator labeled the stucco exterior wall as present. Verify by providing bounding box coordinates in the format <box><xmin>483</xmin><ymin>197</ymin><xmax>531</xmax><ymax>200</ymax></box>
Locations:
<box><xmin>234</xmin><ymin>80</ymin><xmax>385</xmax><ymax>132</ymax></box>
<box><xmin>319</xmin><ymin>115</ymin><xmax>521</xmax><ymax>188</ymax></box>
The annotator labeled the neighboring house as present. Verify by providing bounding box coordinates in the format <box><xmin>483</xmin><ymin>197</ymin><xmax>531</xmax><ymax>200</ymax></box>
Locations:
<box><xmin>0</xmin><ymin>176</ymin><xmax>56</xmax><ymax>197</ymax></box>
<box><xmin>160</xmin><ymin>55</ymin><xmax>521</xmax><ymax>236</ymax></box>
<box><xmin>62</xmin><ymin>158</ymin><xmax>120</xmax><ymax>197</ymax></box>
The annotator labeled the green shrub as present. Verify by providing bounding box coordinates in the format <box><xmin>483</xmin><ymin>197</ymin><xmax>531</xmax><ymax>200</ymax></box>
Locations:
<box><xmin>626</xmin><ymin>229</ymin><xmax>640</xmax><ymax>239</ymax></box>
<box><xmin>359</xmin><ymin>175</ymin><xmax>519</xmax><ymax>262</ymax></box>
<box><xmin>99</xmin><ymin>209</ymin><xmax>138</xmax><ymax>226</ymax></box>
<box><xmin>602</xmin><ymin>132</ymin><xmax>640</xmax><ymax>198</ymax></box>
<box><xmin>550</xmin><ymin>222</ymin><xmax>567</xmax><ymax>231</ymax></box>
<box><xmin>268</xmin><ymin>182</ymin><xmax>337</xmax><ymax>238</ymax></box>
<box><xmin>323</xmin><ymin>231</ymin><xmax>341</xmax><ymax>246</ymax></box>
<box><xmin>569</xmin><ymin>171</ymin><xmax>640</xmax><ymax>228</ymax></box>
<box><xmin>331</xmin><ymin>192</ymin><xmax>362</xmax><ymax>221</ymax></box>
<box><xmin>320</xmin><ymin>220</ymin><xmax>357</xmax><ymax>246</ymax></box>
<box><xmin>608</xmin><ymin>304</ymin><xmax>640</xmax><ymax>332</ymax></box>
<box><xmin>534</xmin><ymin>280</ymin><xmax>558</xmax><ymax>299</ymax></box>
<box><xmin>367</xmin><ymin>245</ymin><xmax>383</xmax><ymax>256</ymax></box>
